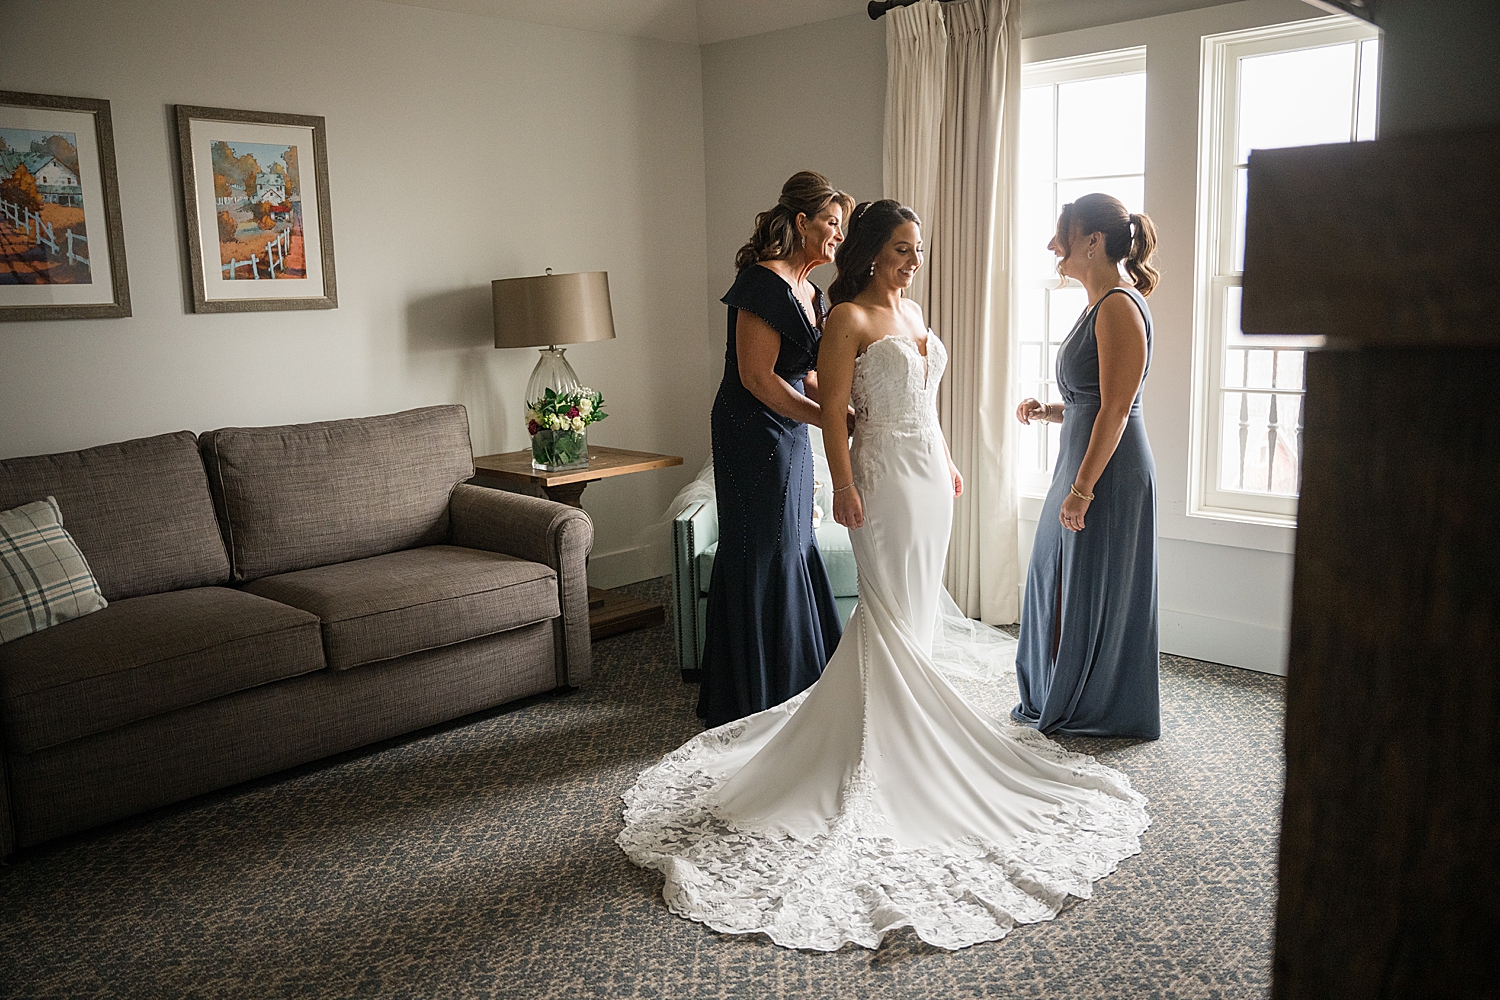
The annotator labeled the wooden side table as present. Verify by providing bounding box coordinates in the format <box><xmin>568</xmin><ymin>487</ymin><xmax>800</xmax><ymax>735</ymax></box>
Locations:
<box><xmin>472</xmin><ymin>445</ymin><xmax>683</xmax><ymax>641</ymax></box>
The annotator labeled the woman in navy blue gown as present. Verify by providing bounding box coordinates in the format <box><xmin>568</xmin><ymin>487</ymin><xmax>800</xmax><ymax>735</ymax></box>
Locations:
<box><xmin>1013</xmin><ymin>193</ymin><xmax>1162</xmax><ymax>740</ymax></box>
<box><xmin>697</xmin><ymin>171</ymin><xmax>854</xmax><ymax>728</ymax></box>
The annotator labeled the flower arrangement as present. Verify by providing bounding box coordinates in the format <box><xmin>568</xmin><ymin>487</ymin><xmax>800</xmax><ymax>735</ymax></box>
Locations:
<box><xmin>526</xmin><ymin>387</ymin><xmax>607</xmax><ymax>470</ymax></box>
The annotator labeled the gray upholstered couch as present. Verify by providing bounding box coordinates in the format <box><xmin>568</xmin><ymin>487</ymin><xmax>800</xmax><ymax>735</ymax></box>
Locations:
<box><xmin>0</xmin><ymin>405</ymin><xmax>591</xmax><ymax>856</ymax></box>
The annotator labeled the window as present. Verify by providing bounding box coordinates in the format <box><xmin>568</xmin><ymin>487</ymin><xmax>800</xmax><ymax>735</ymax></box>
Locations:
<box><xmin>1015</xmin><ymin>48</ymin><xmax>1147</xmax><ymax>496</ymax></box>
<box><xmin>1193</xmin><ymin>18</ymin><xmax>1380</xmax><ymax>522</ymax></box>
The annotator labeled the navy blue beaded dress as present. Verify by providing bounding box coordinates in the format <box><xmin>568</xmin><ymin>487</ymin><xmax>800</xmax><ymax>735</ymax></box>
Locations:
<box><xmin>697</xmin><ymin>264</ymin><xmax>844</xmax><ymax>728</ymax></box>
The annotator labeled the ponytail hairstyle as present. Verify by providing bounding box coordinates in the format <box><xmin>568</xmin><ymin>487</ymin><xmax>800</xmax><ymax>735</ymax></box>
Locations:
<box><xmin>829</xmin><ymin>199</ymin><xmax>922</xmax><ymax>305</ymax></box>
<box><xmin>1055</xmin><ymin>193</ymin><xmax>1160</xmax><ymax>296</ymax></box>
<box><xmin>734</xmin><ymin>171</ymin><xmax>855</xmax><ymax>271</ymax></box>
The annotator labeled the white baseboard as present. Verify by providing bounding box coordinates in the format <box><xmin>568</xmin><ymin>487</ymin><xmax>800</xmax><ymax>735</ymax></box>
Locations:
<box><xmin>588</xmin><ymin>539</ymin><xmax>672</xmax><ymax>589</ymax></box>
<box><xmin>1160</xmin><ymin>607</ymin><xmax>1288</xmax><ymax>676</ymax></box>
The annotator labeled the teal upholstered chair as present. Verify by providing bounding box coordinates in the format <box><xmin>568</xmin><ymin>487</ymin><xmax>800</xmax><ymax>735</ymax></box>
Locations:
<box><xmin>671</xmin><ymin>504</ymin><xmax>858</xmax><ymax>681</ymax></box>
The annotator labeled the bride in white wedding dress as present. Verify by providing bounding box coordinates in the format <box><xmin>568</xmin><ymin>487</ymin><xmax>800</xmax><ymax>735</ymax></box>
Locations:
<box><xmin>618</xmin><ymin>201</ymin><xmax>1150</xmax><ymax>952</ymax></box>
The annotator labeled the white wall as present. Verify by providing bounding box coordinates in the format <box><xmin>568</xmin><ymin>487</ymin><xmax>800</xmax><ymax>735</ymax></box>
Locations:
<box><xmin>700</xmin><ymin>13</ymin><xmax>888</xmax><ymax>323</ymax></box>
<box><xmin>0</xmin><ymin>0</ymin><xmax>712</xmax><ymax>587</ymax></box>
<box><xmin>1020</xmin><ymin>0</ymin><xmax>1323</xmax><ymax>674</ymax></box>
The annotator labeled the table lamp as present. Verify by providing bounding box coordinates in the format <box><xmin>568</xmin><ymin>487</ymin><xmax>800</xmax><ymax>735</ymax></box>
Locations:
<box><xmin>493</xmin><ymin>269</ymin><xmax>616</xmax><ymax>470</ymax></box>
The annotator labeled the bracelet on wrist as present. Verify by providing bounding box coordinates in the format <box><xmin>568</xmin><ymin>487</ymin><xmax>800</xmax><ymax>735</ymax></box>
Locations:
<box><xmin>1069</xmin><ymin>483</ymin><xmax>1094</xmax><ymax>502</ymax></box>
<box><xmin>832</xmin><ymin>483</ymin><xmax>855</xmax><ymax>494</ymax></box>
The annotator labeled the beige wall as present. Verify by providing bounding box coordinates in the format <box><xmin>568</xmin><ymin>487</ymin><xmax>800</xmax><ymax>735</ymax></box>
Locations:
<box><xmin>700</xmin><ymin>13</ymin><xmax>888</xmax><ymax>325</ymax></box>
<box><xmin>0</xmin><ymin>0</ymin><xmax>711</xmax><ymax>586</ymax></box>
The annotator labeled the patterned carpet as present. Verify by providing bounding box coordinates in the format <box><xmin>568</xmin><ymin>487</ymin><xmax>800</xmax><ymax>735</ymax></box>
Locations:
<box><xmin>0</xmin><ymin>578</ymin><xmax>1286</xmax><ymax>999</ymax></box>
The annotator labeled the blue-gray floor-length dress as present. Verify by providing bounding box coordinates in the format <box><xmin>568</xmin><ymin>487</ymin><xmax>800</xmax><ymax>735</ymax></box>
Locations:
<box><xmin>697</xmin><ymin>264</ymin><xmax>843</xmax><ymax>728</ymax></box>
<box><xmin>1014</xmin><ymin>285</ymin><xmax>1160</xmax><ymax>739</ymax></box>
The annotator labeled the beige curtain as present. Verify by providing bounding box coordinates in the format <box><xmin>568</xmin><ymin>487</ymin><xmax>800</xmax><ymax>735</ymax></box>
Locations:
<box><xmin>882</xmin><ymin>0</ymin><xmax>947</xmax><ymax>310</ymax></box>
<box><xmin>919</xmin><ymin>0</ymin><xmax>1022</xmax><ymax>624</ymax></box>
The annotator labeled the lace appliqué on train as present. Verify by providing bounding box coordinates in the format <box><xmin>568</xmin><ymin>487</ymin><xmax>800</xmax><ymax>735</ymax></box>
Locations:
<box><xmin>616</xmin><ymin>696</ymin><xmax>1148</xmax><ymax>953</ymax></box>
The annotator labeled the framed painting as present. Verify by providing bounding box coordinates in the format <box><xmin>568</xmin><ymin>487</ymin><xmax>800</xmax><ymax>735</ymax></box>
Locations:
<box><xmin>174</xmin><ymin>105</ymin><xmax>337</xmax><ymax>313</ymax></box>
<box><xmin>0</xmin><ymin>91</ymin><xmax>131</xmax><ymax>321</ymax></box>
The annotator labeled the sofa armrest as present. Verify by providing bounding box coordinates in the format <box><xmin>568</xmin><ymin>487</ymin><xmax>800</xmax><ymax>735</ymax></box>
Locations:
<box><xmin>672</xmin><ymin>499</ymin><xmax>718</xmax><ymax>676</ymax></box>
<box><xmin>449</xmin><ymin>483</ymin><xmax>593</xmax><ymax>686</ymax></box>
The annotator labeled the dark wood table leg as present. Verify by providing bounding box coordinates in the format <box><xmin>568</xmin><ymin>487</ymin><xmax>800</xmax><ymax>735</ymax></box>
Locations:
<box><xmin>540</xmin><ymin>479</ymin><xmax>667</xmax><ymax>641</ymax></box>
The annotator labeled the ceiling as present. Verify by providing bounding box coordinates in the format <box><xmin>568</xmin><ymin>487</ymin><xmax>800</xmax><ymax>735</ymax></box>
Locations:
<box><xmin>377</xmin><ymin>0</ymin><xmax>1302</xmax><ymax>46</ymax></box>
<box><xmin>376</xmin><ymin>0</ymin><xmax>868</xmax><ymax>46</ymax></box>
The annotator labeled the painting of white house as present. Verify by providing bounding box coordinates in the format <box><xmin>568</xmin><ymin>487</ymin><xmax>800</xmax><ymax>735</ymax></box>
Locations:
<box><xmin>210</xmin><ymin>139</ymin><xmax>304</xmax><ymax>281</ymax></box>
<box><xmin>0</xmin><ymin>126</ymin><xmax>92</xmax><ymax>285</ymax></box>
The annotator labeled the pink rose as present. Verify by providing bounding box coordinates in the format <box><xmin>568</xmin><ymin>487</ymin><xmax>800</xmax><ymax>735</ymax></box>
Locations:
<box><xmin>567</xmin><ymin>406</ymin><xmax>580</xmax><ymax>418</ymax></box>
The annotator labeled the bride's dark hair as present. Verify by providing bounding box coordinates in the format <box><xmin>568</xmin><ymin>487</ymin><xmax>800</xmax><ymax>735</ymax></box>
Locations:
<box><xmin>829</xmin><ymin>199</ymin><xmax>922</xmax><ymax>305</ymax></box>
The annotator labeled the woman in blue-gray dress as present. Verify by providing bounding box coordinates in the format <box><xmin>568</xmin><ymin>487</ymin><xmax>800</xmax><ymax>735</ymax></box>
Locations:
<box><xmin>1013</xmin><ymin>193</ymin><xmax>1161</xmax><ymax>740</ymax></box>
<box><xmin>697</xmin><ymin>172</ymin><xmax>855</xmax><ymax>728</ymax></box>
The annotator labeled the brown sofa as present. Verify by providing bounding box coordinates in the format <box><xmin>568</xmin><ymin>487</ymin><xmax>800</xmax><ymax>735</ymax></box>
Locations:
<box><xmin>0</xmin><ymin>405</ymin><xmax>591</xmax><ymax>856</ymax></box>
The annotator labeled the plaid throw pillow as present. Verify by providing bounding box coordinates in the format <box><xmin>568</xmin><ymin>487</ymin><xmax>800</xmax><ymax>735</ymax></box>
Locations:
<box><xmin>0</xmin><ymin>496</ymin><xmax>108</xmax><ymax>644</ymax></box>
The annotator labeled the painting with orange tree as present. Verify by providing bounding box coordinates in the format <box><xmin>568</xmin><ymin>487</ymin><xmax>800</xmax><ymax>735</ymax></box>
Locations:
<box><xmin>209</xmin><ymin>139</ymin><xmax>305</xmax><ymax>280</ymax></box>
<box><xmin>0</xmin><ymin>126</ymin><xmax>91</xmax><ymax>285</ymax></box>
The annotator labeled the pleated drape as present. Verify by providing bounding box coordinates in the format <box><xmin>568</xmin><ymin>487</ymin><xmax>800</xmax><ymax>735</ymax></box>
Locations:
<box><xmin>902</xmin><ymin>0</ymin><xmax>1021</xmax><ymax>624</ymax></box>
<box><xmin>882</xmin><ymin>1</ymin><xmax>947</xmax><ymax>311</ymax></box>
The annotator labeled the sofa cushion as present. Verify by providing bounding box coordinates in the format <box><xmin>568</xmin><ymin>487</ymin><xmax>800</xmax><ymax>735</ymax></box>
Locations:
<box><xmin>241</xmin><ymin>545</ymin><xmax>558</xmax><ymax>671</ymax></box>
<box><xmin>199</xmin><ymin>406</ymin><xmax>475</xmax><ymax>583</ymax></box>
<box><xmin>696</xmin><ymin>521</ymin><xmax>858</xmax><ymax>598</ymax></box>
<box><xmin>0</xmin><ymin>432</ymin><xmax>230</xmax><ymax>600</ymax></box>
<box><xmin>0</xmin><ymin>587</ymin><xmax>324</xmax><ymax>753</ymax></box>
<box><xmin>1</xmin><ymin>497</ymin><xmax>108</xmax><ymax>644</ymax></box>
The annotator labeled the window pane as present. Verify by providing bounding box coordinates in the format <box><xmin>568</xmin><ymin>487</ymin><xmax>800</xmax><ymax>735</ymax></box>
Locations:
<box><xmin>1056</xmin><ymin>73</ymin><xmax>1146</xmax><ymax>179</ymax></box>
<box><xmin>1018</xmin><ymin>286</ymin><xmax>1046</xmax><ymax>342</ymax></box>
<box><xmin>1048</xmin><ymin>284</ymin><xmax>1088</xmax><ymax>345</ymax></box>
<box><xmin>1237</xmin><ymin>42</ymin><xmax>1357</xmax><ymax>161</ymax></box>
<box><xmin>1020</xmin><ymin>342</ymin><xmax>1044</xmax><ymax>380</ymax></box>
<box><xmin>1274</xmin><ymin>348</ymin><xmax>1305</xmax><ymax>391</ymax></box>
<box><xmin>1356</xmin><ymin>38</ymin><xmax>1380</xmax><ymax>141</ymax></box>
<box><xmin>1232</xmin><ymin>165</ymin><xmax>1248</xmax><ymax>272</ymax></box>
<box><xmin>1057</xmin><ymin>174</ymin><xmax>1144</xmax><ymax>217</ymax></box>
<box><xmin>1021</xmin><ymin>86</ymin><xmax>1055</xmax><ymax>184</ymax></box>
<box><xmin>1019</xmin><ymin>86</ymin><xmax>1059</xmax><ymax>280</ymax></box>
<box><xmin>1218</xmin><ymin>390</ymin><xmax>1302</xmax><ymax>496</ymax></box>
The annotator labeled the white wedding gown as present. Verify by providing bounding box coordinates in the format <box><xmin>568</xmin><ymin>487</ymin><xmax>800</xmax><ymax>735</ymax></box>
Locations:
<box><xmin>618</xmin><ymin>333</ymin><xmax>1150</xmax><ymax>951</ymax></box>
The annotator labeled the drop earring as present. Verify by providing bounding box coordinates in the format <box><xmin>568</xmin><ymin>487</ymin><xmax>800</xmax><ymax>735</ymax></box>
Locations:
<box><xmin>869</xmin><ymin>263</ymin><xmax>876</xmax><ymax>276</ymax></box>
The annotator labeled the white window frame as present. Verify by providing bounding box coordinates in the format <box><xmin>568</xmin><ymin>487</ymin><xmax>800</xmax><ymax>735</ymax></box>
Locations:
<box><xmin>1016</xmin><ymin>46</ymin><xmax>1147</xmax><ymax>501</ymax></box>
<box><xmin>1190</xmin><ymin>16</ymin><xmax>1380</xmax><ymax>525</ymax></box>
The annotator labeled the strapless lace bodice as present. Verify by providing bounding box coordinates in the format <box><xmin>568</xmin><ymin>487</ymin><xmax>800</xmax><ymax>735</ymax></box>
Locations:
<box><xmin>850</xmin><ymin>333</ymin><xmax>947</xmax><ymax>491</ymax></box>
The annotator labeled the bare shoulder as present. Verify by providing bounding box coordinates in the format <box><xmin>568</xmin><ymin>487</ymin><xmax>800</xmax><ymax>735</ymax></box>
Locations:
<box><xmin>825</xmin><ymin>301</ymin><xmax>873</xmax><ymax>342</ymax></box>
<box><xmin>1096</xmin><ymin>289</ymin><xmax>1147</xmax><ymax>338</ymax></box>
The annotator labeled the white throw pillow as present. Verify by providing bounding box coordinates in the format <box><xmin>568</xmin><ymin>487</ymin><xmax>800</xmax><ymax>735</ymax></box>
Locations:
<box><xmin>0</xmin><ymin>496</ymin><xmax>108</xmax><ymax>643</ymax></box>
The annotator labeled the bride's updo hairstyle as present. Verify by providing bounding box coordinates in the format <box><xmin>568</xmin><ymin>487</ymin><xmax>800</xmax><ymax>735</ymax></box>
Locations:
<box><xmin>734</xmin><ymin>171</ymin><xmax>854</xmax><ymax>271</ymax></box>
<box><xmin>1055</xmin><ymin>193</ymin><xmax>1159</xmax><ymax>296</ymax></box>
<box><xmin>829</xmin><ymin>199</ymin><xmax>921</xmax><ymax>305</ymax></box>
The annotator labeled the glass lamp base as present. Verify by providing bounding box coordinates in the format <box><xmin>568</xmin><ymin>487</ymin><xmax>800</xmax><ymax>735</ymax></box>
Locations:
<box><xmin>526</xmin><ymin>347</ymin><xmax>581</xmax><ymax>403</ymax></box>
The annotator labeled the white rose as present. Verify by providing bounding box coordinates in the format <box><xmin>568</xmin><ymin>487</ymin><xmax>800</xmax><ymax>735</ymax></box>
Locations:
<box><xmin>577</xmin><ymin>398</ymin><xmax>593</xmax><ymax>416</ymax></box>
<box><xmin>571</xmin><ymin>416</ymin><xmax>585</xmax><ymax>432</ymax></box>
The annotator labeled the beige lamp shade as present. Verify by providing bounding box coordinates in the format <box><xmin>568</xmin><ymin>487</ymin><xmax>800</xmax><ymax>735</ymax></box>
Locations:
<box><xmin>492</xmin><ymin>270</ymin><xmax>617</xmax><ymax>349</ymax></box>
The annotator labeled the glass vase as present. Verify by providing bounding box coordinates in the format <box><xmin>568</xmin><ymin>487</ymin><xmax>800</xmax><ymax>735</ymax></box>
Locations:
<box><xmin>530</xmin><ymin>426</ymin><xmax>589</xmax><ymax>471</ymax></box>
<box><xmin>525</xmin><ymin>347</ymin><xmax>581</xmax><ymax>404</ymax></box>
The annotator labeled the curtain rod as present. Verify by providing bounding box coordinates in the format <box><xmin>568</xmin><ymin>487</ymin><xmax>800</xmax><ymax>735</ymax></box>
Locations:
<box><xmin>868</xmin><ymin>0</ymin><xmax>960</xmax><ymax>20</ymax></box>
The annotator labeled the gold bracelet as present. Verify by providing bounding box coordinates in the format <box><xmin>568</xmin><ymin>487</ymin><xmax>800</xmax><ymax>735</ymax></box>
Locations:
<box><xmin>1036</xmin><ymin>403</ymin><xmax>1050</xmax><ymax>423</ymax></box>
<box><xmin>832</xmin><ymin>483</ymin><xmax>855</xmax><ymax>494</ymax></box>
<box><xmin>1069</xmin><ymin>483</ymin><xmax>1094</xmax><ymax>502</ymax></box>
